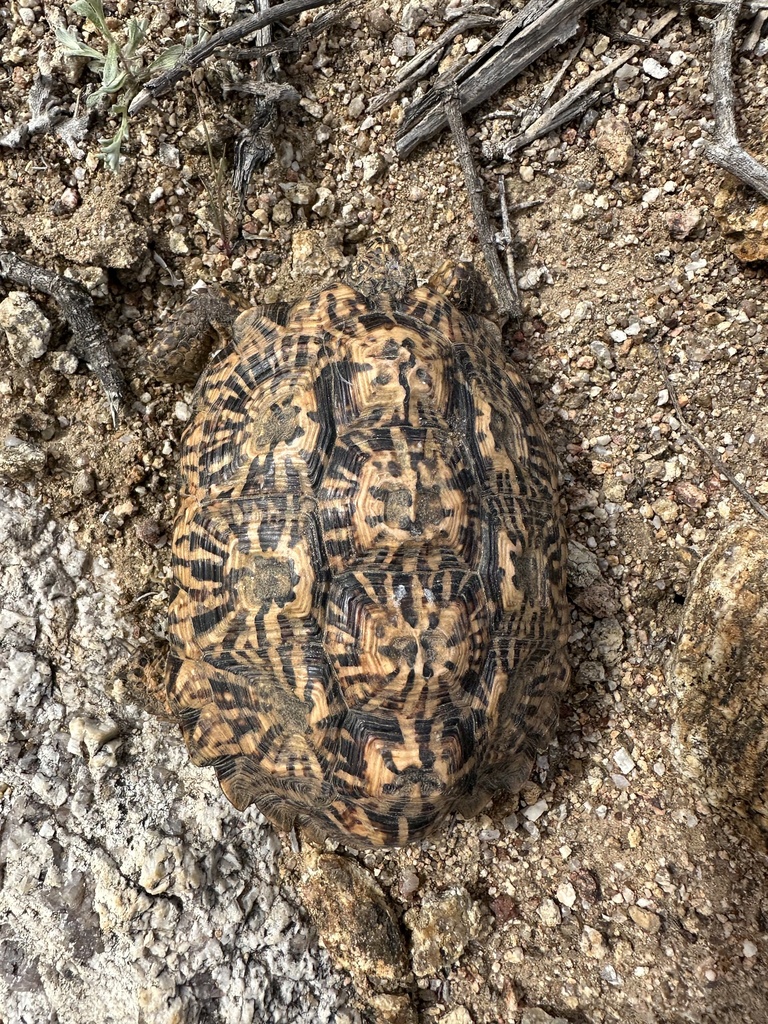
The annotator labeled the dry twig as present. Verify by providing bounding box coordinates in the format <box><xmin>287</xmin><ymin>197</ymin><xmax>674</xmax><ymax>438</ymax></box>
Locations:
<box><xmin>703</xmin><ymin>0</ymin><xmax>768</xmax><ymax>200</ymax></box>
<box><xmin>496</xmin><ymin>176</ymin><xmax>518</xmax><ymax>289</ymax></box>
<box><xmin>0</xmin><ymin>251</ymin><xmax>126</xmax><ymax>425</ymax></box>
<box><xmin>129</xmin><ymin>0</ymin><xmax>339</xmax><ymax>114</ymax></box>
<box><xmin>503</xmin><ymin>9</ymin><xmax>678</xmax><ymax>157</ymax></box>
<box><xmin>396</xmin><ymin>0</ymin><xmax>605</xmax><ymax>158</ymax></box>
<box><xmin>688</xmin><ymin>0</ymin><xmax>768</xmax><ymax>10</ymax></box>
<box><xmin>230</xmin><ymin>0</ymin><xmax>351</xmax><ymax>207</ymax></box>
<box><xmin>441</xmin><ymin>84</ymin><xmax>519</xmax><ymax>321</ymax></box>
<box><xmin>654</xmin><ymin>341</ymin><xmax>768</xmax><ymax>522</ymax></box>
<box><xmin>519</xmin><ymin>30</ymin><xmax>584</xmax><ymax>131</ymax></box>
<box><xmin>369</xmin><ymin>9</ymin><xmax>501</xmax><ymax>114</ymax></box>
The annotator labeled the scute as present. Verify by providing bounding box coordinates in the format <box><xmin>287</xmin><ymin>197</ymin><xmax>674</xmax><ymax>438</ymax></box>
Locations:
<box><xmin>165</xmin><ymin>260</ymin><xmax>570</xmax><ymax>848</ymax></box>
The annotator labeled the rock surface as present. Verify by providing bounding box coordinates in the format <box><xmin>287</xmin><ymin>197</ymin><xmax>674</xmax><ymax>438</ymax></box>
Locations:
<box><xmin>669</xmin><ymin>521</ymin><xmax>768</xmax><ymax>839</ymax></box>
<box><xmin>404</xmin><ymin>886</ymin><xmax>485</xmax><ymax>977</ymax></box>
<box><xmin>0</xmin><ymin>487</ymin><xmax>348</xmax><ymax>1024</ymax></box>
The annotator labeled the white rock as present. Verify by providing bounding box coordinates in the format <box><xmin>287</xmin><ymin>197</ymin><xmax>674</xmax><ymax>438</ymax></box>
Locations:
<box><xmin>642</xmin><ymin>57</ymin><xmax>669</xmax><ymax>79</ymax></box>
<box><xmin>0</xmin><ymin>291</ymin><xmax>51</xmax><ymax>365</ymax></box>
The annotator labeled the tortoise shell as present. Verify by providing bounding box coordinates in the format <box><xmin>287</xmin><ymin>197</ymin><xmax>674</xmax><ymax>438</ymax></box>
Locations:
<box><xmin>164</xmin><ymin>254</ymin><xmax>569</xmax><ymax>848</ymax></box>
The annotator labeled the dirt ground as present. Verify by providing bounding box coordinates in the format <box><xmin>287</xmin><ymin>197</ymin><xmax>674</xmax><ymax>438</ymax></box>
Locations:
<box><xmin>1</xmin><ymin>2</ymin><xmax>767</xmax><ymax>1023</ymax></box>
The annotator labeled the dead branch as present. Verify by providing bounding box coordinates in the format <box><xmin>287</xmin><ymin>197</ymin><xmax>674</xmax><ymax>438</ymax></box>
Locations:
<box><xmin>496</xmin><ymin>176</ymin><xmax>518</xmax><ymax>290</ymax></box>
<box><xmin>703</xmin><ymin>0</ymin><xmax>768</xmax><ymax>200</ymax></box>
<box><xmin>0</xmin><ymin>251</ymin><xmax>126</xmax><ymax>425</ymax></box>
<box><xmin>129</xmin><ymin>0</ymin><xmax>340</xmax><ymax>114</ymax></box>
<box><xmin>519</xmin><ymin>30</ymin><xmax>584</xmax><ymax>131</ymax></box>
<box><xmin>687</xmin><ymin>0</ymin><xmax>768</xmax><ymax>10</ymax></box>
<box><xmin>441</xmin><ymin>84</ymin><xmax>519</xmax><ymax>321</ymax></box>
<box><xmin>226</xmin><ymin>0</ymin><xmax>353</xmax><ymax>60</ymax></box>
<box><xmin>369</xmin><ymin>9</ymin><xmax>501</xmax><ymax>115</ymax></box>
<box><xmin>230</xmin><ymin>0</ymin><xmax>351</xmax><ymax>206</ymax></box>
<box><xmin>654</xmin><ymin>340</ymin><xmax>768</xmax><ymax>522</ymax></box>
<box><xmin>503</xmin><ymin>9</ymin><xmax>678</xmax><ymax>157</ymax></box>
<box><xmin>395</xmin><ymin>0</ymin><xmax>605</xmax><ymax>158</ymax></box>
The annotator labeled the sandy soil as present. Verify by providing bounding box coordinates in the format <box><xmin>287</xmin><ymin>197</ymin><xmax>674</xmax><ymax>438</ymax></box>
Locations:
<box><xmin>1</xmin><ymin>2</ymin><xmax>767</xmax><ymax>1023</ymax></box>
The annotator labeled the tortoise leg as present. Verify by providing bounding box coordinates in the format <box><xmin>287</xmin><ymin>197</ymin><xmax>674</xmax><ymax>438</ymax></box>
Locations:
<box><xmin>149</xmin><ymin>285</ymin><xmax>246</xmax><ymax>383</ymax></box>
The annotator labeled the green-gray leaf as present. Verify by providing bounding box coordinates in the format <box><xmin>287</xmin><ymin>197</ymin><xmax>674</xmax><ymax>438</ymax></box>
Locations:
<box><xmin>101</xmin><ymin>43</ymin><xmax>127</xmax><ymax>92</ymax></box>
<box><xmin>54</xmin><ymin>24</ymin><xmax>104</xmax><ymax>61</ymax></box>
<box><xmin>99</xmin><ymin>107</ymin><xmax>129</xmax><ymax>171</ymax></box>
<box><xmin>71</xmin><ymin>0</ymin><xmax>110</xmax><ymax>36</ymax></box>
<box><xmin>124</xmin><ymin>18</ymin><xmax>149</xmax><ymax>57</ymax></box>
<box><xmin>145</xmin><ymin>44</ymin><xmax>185</xmax><ymax>76</ymax></box>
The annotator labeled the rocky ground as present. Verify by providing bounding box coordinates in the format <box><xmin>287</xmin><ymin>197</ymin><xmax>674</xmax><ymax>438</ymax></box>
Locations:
<box><xmin>1</xmin><ymin>1</ymin><xmax>767</xmax><ymax>1023</ymax></box>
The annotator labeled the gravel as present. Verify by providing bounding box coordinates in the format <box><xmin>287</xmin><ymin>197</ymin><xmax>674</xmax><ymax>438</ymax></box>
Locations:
<box><xmin>1</xmin><ymin>2</ymin><xmax>767</xmax><ymax>1022</ymax></box>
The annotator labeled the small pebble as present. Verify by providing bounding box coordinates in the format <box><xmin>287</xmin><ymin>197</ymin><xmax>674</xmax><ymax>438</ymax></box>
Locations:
<box><xmin>642</xmin><ymin>57</ymin><xmax>669</xmax><ymax>79</ymax></box>
<box><xmin>613</xmin><ymin>747</ymin><xmax>636</xmax><ymax>774</ymax></box>
<box><xmin>72</xmin><ymin>469</ymin><xmax>95</xmax><ymax>496</ymax></box>
<box><xmin>580</xmin><ymin>924</ymin><xmax>608</xmax><ymax>959</ymax></box>
<box><xmin>439</xmin><ymin>1008</ymin><xmax>473</xmax><ymax>1024</ymax></box>
<box><xmin>629</xmin><ymin>906</ymin><xmax>662</xmax><ymax>934</ymax></box>
<box><xmin>556</xmin><ymin>881</ymin><xmax>576</xmax><ymax>908</ymax></box>
<box><xmin>361</xmin><ymin>152</ymin><xmax>386</xmax><ymax>183</ymax></box>
<box><xmin>665</xmin><ymin>207</ymin><xmax>703</xmax><ymax>240</ymax></box>
<box><xmin>399</xmin><ymin>869</ymin><xmax>420</xmax><ymax>896</ymax></box>
<box><xmin>280</xmin><ymin>182</ymin><xmax>317</xmax><ymax>206</ymax></box>
<box><xmin>590</xmin><ymin>340</ymin><xmax>614</xmax><ymax>368</ymax></box>
<box><xmin>134</xmin><ymin>518</ymin><xmax>168</xmax><ymax>549</ymax></box>
<box><xmin>538</xmin><ymin>898</ymin><xmax>561</xmax><ymax>928</ymax></box>
<box><xmin>367</xmin><ymin>9</ymin><xmax>393</xmax><ymax>33</ymax></box>
<box><xmin>600</xmin><ymin>964</ymin><xmax>622</xmax><ymax>987</ymax></box>
<box><xmin>50</xmin><ymin>350</ymin><xmax>80</xmax><ymax>375</ymax></box>
<box><xmin>0</xmin><ymin>435</ymin><xmax>46</xmax><ymax>479</ymax></box>
<box><xmin>392</xmin><ymin>32</ymin><xmax>416</xmax><ymax>58</ymax></box>
<box><xmin>0</xmin><ymin>291</ymin><xmax>51</xmax><ymax>365</ymax></box>
<box><xmin>400</xmin><ymin>1</ymin><xmax>428</xmax><ymax>32</ymax></box>
<box><xmin>271</xmin><ymin>198</ymin><xmax>293</xmax><ymax>225</ymax></box>
<box><xmin>521</xmin><ymin>1011</ymin><xmax>569</xmax><ymax>1024</ymax></box>
<box><xmin>167</xmin><ymin>229</ymin><xmax>189</xmax><ymax>255</ymax></box>
<box><xmin>522</xmin><ymin>798</ymin><xmax>548</xmax><ymax>822</ymax></box>
<box><xmin>518</xmin><ymin>266</ymin><xmax>552</xmax><ymax>291</ymax></box>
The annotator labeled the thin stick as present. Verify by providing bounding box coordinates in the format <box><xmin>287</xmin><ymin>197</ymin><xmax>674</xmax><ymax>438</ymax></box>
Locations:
<box><xmin>232</xmin><ymin>0</ymin><xmax>277</xmax><ymax>211</ymax></box>
<box><xmin>129</xmin><ymin>0</ymin><xmax>338</xmax><ymax>114</ymax></box>
<box><xmin>497</xmin><ymin>176</ymin><xmax>518</xmax><ymax>293</ymax></box>
<box><xmin>440</xmin><ymin>84</ymin><xmax>518</xmax><ymax>321</ymax></box>
<box><xmin>396</xmin><ymin>0</ymin><xmax>604</xmax><ymax>158</ymax></box>
<box><xmin>654</xmin><ymin>340</ymin><xmax>768</xmax><ymax>522</ymax></box>
<box><xmin>703</xmin><ymin>0</ymin><xmax>768</xmax><ymax>200</ymax></box>
<box><xmin>520</xmin><ymin>31</ymin><xmax>584</xmax><ymax>131</ymax></box>
<box><xmin>369</xmin><ymin>11</ymin><xmax>500</xmax><ymax>114</ymax></box>
<box><xmin>504</xmin><ymin>9</ymin><xmax>678</xmax><ymax>156</ymax></box>
<box><xmin>0</xmin><ymin>251</ymin><xmax>126</xmax><ymax>424</ymax></box>
<box><xmin>741</xmin><ymin>8</ymin><xmax>768</xmax><ymax>50</ymax></box>
<box><xmin>686</xmin><ymin>0</ymin><xmax>768</xmax><ymax>10</ymax></box>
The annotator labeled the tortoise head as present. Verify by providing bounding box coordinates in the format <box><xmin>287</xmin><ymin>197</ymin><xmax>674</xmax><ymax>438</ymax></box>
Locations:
<box><xmin>347</xmin><ymin>236</ymin><xmax>493</xmax><ymax>315</ymax></box>
<box><xmin>345</xmin><ymin>237</ymin><xmax>416</xmax><ymax>302</ymax></box>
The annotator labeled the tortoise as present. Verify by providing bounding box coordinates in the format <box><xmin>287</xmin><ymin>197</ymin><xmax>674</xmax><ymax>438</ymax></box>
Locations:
<box><xmin>162</xmin><ymin>243</ymin><xmax>570</xmax><ymax>849</ymax></box>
